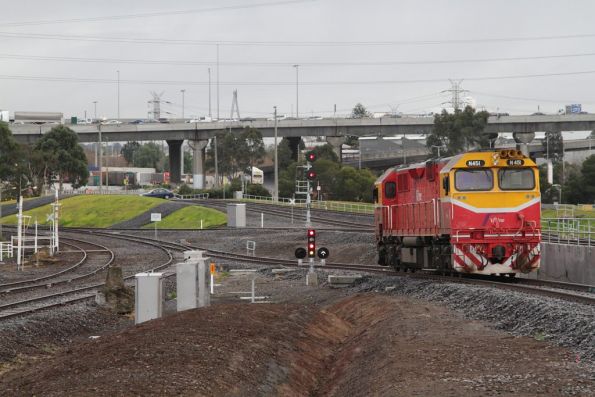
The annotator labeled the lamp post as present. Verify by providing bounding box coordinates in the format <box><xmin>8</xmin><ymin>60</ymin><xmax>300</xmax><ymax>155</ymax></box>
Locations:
<box><xmin>93</xmin><ymin>101</ymin><xmax>97</xmax><ymax>121</ymax></box>
<box><xmin>273</xmin><ymin>106</ymin><xmax>278</xmax><ymax>202</ymax></box>
<box><xmin>117</xmin><ymin>70</ymin><xmax>120</xmax><ymax>119</ymax></box>
<box><xmin>293</xmin><ymin>64</ymin><xmax>299</xmax><ymax>119</ymax></box>
<box><xmin>181</xmin><ymin>89</ymin><xmax>186</xmax><ymax>121</ymax></box>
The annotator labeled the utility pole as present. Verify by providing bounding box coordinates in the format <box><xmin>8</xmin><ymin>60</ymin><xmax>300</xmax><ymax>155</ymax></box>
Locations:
<box><xmin>214</xmin><ymin>135</ymin><xmax>219</xmax><ymax>188</ymax></box>
<box><xmin>230</xmin><ymin>90</ymin><xmax>240</xmax><ymax>120</ymax></box>
<box><xmin>181</xmin><ymin>89</ymin><xmax>186</xmax><ymax>120</ymax></box>
<box><xmin>208</xmin><ymin>67</ymin><xmax>212</xmax><ymax>118</ymax></box>
<box><xmin>98</xmin><ymin>124</ymin><xmax>102</xmax><ymax>190</ymax></box>
<box><xmin>274</xmin><ymin>106</ymin><xmax>278</xmax><ymax>202</ymax></box>
<box><xmin>117</xmin><ymin>70</ymin><xmax>120</xmax><ymax>118</ymax></box>
<box><xmin>293</xmin><ymin>64</ymin><xmax>299</xmax><ymax>119</ymax></box>
<box><xmin>93</xmin><ymin>101</ymin><xmax>97</xmax><ymax>121</ymax></box>
<box><xmin>216</xmin><ymin>44</ymin><xmax>220</xmax><ymax>120</ymax></box>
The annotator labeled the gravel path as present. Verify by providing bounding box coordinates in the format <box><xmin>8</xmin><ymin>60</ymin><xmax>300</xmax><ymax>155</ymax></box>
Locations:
<box><xmin>0</xmin><ymin>195</ymin><xmax>56</xmax><ymax>217</ymax></box>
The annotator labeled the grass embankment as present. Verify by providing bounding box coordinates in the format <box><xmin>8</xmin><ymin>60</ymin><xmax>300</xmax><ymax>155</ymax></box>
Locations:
<box><xmin>0</xmin><ymin>195</ymin><xmax>164</xmax><ymax>228</ymax></box>
<box><xmin>143</xmin><ymin>206</ymin><xmax>227</xmax><ymax>229</ymax></box>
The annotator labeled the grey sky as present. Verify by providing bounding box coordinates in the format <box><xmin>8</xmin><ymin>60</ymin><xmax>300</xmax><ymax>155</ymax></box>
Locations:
<box><xmin>1</xmin><ymin>0</ymin><xmax>595</xmax><ymax>120</ymax></box>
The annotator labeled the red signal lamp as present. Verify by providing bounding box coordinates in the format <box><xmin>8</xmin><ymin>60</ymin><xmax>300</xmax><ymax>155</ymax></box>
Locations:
<box><xmin>306</xmin><ymin>170</ymin><xmax>317</xmax><ymax>180</ymax></box>
<box><xmin>307</xmin><ymin>152</ymin><xmax>316</xmax><ymax>162</ymax></box>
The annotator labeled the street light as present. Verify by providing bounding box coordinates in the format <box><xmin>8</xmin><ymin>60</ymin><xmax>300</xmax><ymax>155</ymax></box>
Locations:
<box><xmin>93</xmin><ymin>101</ymin><xmax>98</xmax><ymax>121</ymax></box>
<box><xmin>181</xmin><ymin>89</ymin><xmax>186</xmax><ymax>121</ymax></box>
<box><xmin>273</xmin><ymin>106</ymin><xmax>278</xmax><ymax>202</ymax></box>
<box><xmin>293</xmin><ymin>64</ymin><xmax>299</xmax><ymax>119</ymax></box>
<box><xmin>117</xmin><ymin>70</ymin><xmax>120</xmax><ymax>119</ymax></box>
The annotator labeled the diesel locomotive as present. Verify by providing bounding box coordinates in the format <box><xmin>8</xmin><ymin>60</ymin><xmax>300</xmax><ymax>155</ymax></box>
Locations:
<box><xmin>374</xmin><ymin>149</ymin><xmax>541</xmax><ymax>275</ymax></box>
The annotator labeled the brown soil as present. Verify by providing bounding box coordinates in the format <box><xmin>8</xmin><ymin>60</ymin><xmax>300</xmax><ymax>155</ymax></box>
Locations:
<box><xmin>0</xmin><ymin>288</ymin><xmax>592</xmax><ymax>396</ymax></box>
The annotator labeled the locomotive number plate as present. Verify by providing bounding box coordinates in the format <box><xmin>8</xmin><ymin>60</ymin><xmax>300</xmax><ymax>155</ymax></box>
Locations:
<box><xmin>506</xmin><ymin>159</ymin><xmax>524</xmax><ymax>166</ymax></box>
<box><xmin>466</xmin><ymin>160</ymin><xmax>485</xmax><ymax>167</ymax></box>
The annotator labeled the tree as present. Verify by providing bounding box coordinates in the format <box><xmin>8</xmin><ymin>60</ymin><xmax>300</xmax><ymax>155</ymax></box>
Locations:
<box><xmin>351</xmin><ymin>103</ymin><xmax>371</xmax><ymax>118</ymax></box>
<box><xmin>0</xmin><ymin>122</ymin><xmax>22</xmax><ymax>187</ymax></box>
<box><xmin>427</xmin><ymin>106</ymin><xmax>490</xmax><ymax>156</ymax></box>
<box><xmin>121</xmin><ymin>141</ymin><xmax>140</xmax><ymax>165</ymax></box>
<box><xmin>240</xmin><ymin>127</ymin><xmax>265</xmax><ymax>181</ymax></box>
<box><xmin>309</xmin><ymin>144</ymin><xmax>339</xmax><ymax>163</ymax></box>
<box><xmin>134</xmin><ymin>142</ymin><xmax>165</xmax><ymax>171</ymax></box>
<box><xmin>579</xmin><ymin>154</ymin><xmax>595</xmax><ymax>203</ymax></box>
<box><xmin>277</xmin><ymin>138</ymin><xmax>294</xmax><ymax>170</ymax></box>
<box><xmin>542</xmin><ymin>131</ymin><xmax>564</xmax><ymax>164</ymax></box>
<box><xmin>34</xmin><ymin>125</ymin><xmax>89</xmax><ymax>189</ymax></box>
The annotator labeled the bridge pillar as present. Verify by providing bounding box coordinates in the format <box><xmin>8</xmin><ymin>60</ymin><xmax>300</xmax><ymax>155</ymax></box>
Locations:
<box><xmin>166</xmin><ymin>140</ymin><xmax>183</xmax><ymax>184</ymax></box>
<box><xmin>286</xmin><ymin>137</ymin><xmax>302</xmax><ymax>161</ymax></box>
<box><xmin>189</xmin><ymin>139</ymin><xmax>208</xmax><ymax>189</ymax></box>
<box><xmin>326</xmin><ymin>136</ymin><xmax>346</xmax><ymax>161</ymax></box>
<box><xmin>512</xmin><ymin>132</ymin><xmax>535</xmax><ymax>157</ymax></box>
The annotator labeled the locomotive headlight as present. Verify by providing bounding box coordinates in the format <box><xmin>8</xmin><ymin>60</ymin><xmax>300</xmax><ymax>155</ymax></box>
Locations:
<box><xmin>492</xmin><ymin>152</ymin><xmax>500</xmax><ymax>165</ymax></box>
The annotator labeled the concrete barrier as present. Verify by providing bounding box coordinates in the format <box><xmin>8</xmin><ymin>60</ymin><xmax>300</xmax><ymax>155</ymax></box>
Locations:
<box><xmin>525</xmin><ymin>243</ymin><xmax>594</xmax><ymax>285</ymax></box>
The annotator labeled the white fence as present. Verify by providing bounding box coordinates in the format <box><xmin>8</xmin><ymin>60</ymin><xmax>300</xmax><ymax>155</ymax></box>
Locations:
<box><xmin>542</xmin><ymin>218</ymin><xmax>594</xmax><ymax>246</ymax></box>
<box><xmin>240</xmin><ymin>194</ymin><xmax>375</xmax><ymax>214</ymax></box>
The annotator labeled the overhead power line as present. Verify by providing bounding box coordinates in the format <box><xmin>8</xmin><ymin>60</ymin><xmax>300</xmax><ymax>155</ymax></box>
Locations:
<box><xmin>0</xmin><ymin>0</ymin><xmax>312</xmax><ymax>27</ymax></box>
<box><xmin>471</xmin><ymin>91</ymin><xmax>590</xmax><ymax>104</ymax></box>
<box><xmin>2</xmin><ymin>69</ymin><xmax>595</xmax><ymax>86</ymax></box>
<box><xmin>3</xmin><ymin>31</ymin><xmax>595</xmax><ymax>47</ymax></box>
<box><xmin>3</xmin><ymin>51</ymin><xmax>595</xmax><ymax>67</ymax></box>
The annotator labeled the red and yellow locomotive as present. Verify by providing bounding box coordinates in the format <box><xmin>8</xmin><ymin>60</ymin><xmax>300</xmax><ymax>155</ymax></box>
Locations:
<box><xmin>374</xmin><ymin>149</ymin><xmax>541</xmax><ymax>275</ymax></box>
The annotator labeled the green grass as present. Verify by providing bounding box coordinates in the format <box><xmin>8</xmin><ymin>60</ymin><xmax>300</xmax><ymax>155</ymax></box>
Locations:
<box><xmin>542</xmin><ymin>208</ymin><xmax>595</xmax><ymax>219</ymax></box>
<box><xmin>0</xmin><ymin>195</ymin><xmax>164</xmax><ymax>228</ymax></box>
<box><xmin>143</xmin><ymin>205</ymin><xmax>227</xmax><ymax>229</ymax></box>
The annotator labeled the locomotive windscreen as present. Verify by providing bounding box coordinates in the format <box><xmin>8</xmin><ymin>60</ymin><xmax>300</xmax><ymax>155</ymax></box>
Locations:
<box><xmin>498</xmin><ymin>168</ymin><xmax>535</xmax><ymax>190</ymax></box>
<box><xmin>454</xmin><ymin>169</ymin><xmax>493</xmax><ymax>191</ymax></box>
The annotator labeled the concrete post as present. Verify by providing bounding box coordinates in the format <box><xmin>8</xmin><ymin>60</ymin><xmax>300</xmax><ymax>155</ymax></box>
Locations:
<box><xmin>176</xmin><ymin>261</ymin><xmax>198</xmax><ymax>311</ymax></box>
<box><xmin>512</xmin><ymin>132</ymin><xmax>535</xmax><ymax>157</ymax></box>
<box><xmin>326</xmin><ymin>136</ymin><xmax>347</xmax><ymax>162</ymax></box>
<box><xmin>166</xmin><ymin>139</ymin><xmax>183</xmax><ymax>184</ymax></box>
<box><xmin>189</xmin><ymin>139</ymin><xmax>208</xmax><ymax>189</ymax></box>
<box><xmin>134</xmin><ymin>272</ymin><xmax>164</xmax><ymax>324</ymax></box>
<box><xmin>184</xmin><ymin>250</ymin><xmax>210</xmax><ymax>308</ymax></box>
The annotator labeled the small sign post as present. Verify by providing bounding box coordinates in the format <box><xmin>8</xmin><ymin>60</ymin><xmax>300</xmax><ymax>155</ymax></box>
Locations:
<box><xmin>210</xmin><ymin>262</ymin><xmax>216</xmax><ymax>294</ymax></box>
<box><xmin>151</xmin><ymin>213</ymin><xmax>162</xmax><ymax>239</ymax></box>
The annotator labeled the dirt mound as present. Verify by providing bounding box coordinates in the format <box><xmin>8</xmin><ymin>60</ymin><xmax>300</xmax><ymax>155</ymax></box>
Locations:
<box><xmin>1</xmin><ymin>293</ymin><xmax>593</xmax><ymax>396</ymax></box>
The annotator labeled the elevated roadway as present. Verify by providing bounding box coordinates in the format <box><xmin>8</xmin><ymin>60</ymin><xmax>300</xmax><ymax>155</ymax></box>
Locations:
<box><xmin>9</xmin><ymin>114</ymin><xmax>595</xmax><ymax>144</ymax></box>
<box><xmin>9</xmin><ymin>114</ymin><xmax>595</xmax><ymax>185</ymax></box>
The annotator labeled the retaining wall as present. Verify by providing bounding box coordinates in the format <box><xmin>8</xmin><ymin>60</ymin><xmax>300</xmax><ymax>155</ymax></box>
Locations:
<box><xmin>525</xmin><ymin>243</ymin><xmax>595</xmax><ymax>285</ymax></box>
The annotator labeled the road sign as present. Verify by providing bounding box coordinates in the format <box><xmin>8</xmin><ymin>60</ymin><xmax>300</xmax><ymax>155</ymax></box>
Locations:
<box><xmin>294</xmin><ymin>247</ymin><xmax>307</xmax><ymax>259</ymax></box>
<box><xmin>150</xmin><ymin>213</ymin><xmax>162</xmax><ymax>222</ymax></box>
<box><xmin>317</xmin><ymin>247</ymin><xmax>329</xmax><ymax>259</ymax></box>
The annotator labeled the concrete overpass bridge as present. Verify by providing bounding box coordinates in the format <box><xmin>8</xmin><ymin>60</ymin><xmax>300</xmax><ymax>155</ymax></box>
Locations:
<box><xmin>9</xmin><ymin>114</ymin><xmax>595</xmax><ymax>185</ymax></box>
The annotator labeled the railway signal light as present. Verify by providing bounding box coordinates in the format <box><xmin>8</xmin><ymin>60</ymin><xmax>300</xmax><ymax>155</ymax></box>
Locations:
<box><xmin>294</xmin><ymin>247</ymin><xmax>307</xmax><ymax>259</ymax></box>
<box><xmin>317</xmin><ymin>247</ymin><xmax>329</xmax><ymax>259</ymax></box>
<box><xmin>307</xmin><ymin>229</ymin><xmax>316</xmax><ymax>258</ymax></box>
<box><xmin>306</xmin><ymin>170</ymin><xmax>317</xmax><ymax>180</ymax></box>
<box><xmin>306</xmin><ymin>152</ymin><xmax>316</xmax><ymax>162</ymax></box>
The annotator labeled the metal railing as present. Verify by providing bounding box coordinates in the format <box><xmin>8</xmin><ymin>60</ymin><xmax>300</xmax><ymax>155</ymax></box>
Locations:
<box><xmin>173</xmin><ymin>193</ymin><xmax>210</xmax><ymax>200</ymax></box>
<box><xmin>542</xmin><ymin>218</ymin><xmax>594</xmax><ymax>246</ymax></box>
<box><xmin>239</xmin><ymin>194</ymin><xmax>375</xmax><ymax>214</ymax></box>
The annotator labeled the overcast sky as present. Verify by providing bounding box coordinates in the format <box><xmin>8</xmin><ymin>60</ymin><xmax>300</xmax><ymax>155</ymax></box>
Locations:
<box><xmin>2</xmin><ymin>0</ymin><xmax>595</xmax><ymax>120</ymax></box>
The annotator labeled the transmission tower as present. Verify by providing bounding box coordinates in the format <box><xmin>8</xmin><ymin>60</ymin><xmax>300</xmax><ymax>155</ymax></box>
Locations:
<box><xmin>148</xmin><ymin>91</ymin><xmax>165</xmax><ymax>120</ymax></box>
<box><xmin>230</xmin><ymin>89</ymin><xmax>241</xmax><ymax>120</ymax></box>
<box><xmin>442</xmin><ymin>80</ymin><xmax>469</xmax><ymax>110</ymax></box>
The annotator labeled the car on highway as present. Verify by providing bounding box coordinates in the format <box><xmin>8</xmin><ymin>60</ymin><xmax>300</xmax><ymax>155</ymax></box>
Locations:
<box><xmin>102</xmin><ymin>119</ymin><xmax>123</xmax><ymax>125</ymax></box>
<box><xmin>129</xmin><ymin>119</ymin><xmax>144</xmax><ymax>124</ymax></box>
<box><xmin>141</xmin><ymin>188</ymin><xmax>174</xmax><ymax>199</ymax></box>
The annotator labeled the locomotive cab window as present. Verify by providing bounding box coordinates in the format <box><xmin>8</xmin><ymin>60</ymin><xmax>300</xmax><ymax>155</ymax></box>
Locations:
<box><xmin>499</xmin><ymin>168</ymin><xmax>535</xmax><ymax>190</ymax></box>
<box><xmin>373</xmin><ymin>186</ymin><xmax>379</xmax><ymax>203</ymax></box>
<box><xmin>454</xmin><ymin>169</ymin><xmax>493</xmax><ymax>191</ymax></box>
<box><xmin>384</xmin><ymin>182</ymin><xmax>396</xmax><ymax>199</ymax></box>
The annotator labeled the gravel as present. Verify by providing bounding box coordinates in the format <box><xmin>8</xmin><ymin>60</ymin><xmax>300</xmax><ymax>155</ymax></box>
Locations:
<box><xmin>355</xmin><ymin>275</ymin><xmax>595</xmax><ymax>363</ymax></box>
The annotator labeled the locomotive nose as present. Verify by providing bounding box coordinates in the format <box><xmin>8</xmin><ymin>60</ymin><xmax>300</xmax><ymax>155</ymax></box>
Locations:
<box><xmin>492</xmin><ymin>245</ymin><xmax>506</xmax><ymax>262</ymax></box>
